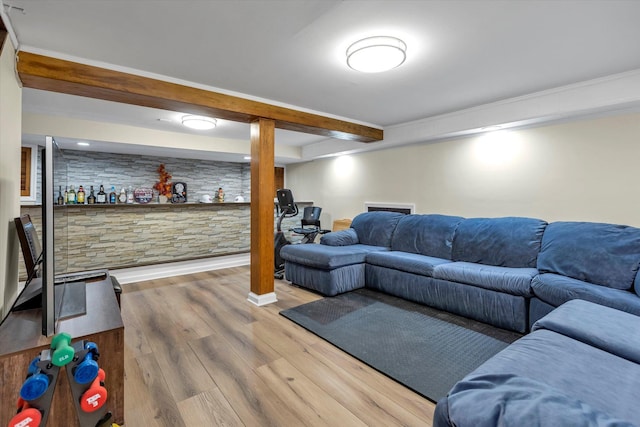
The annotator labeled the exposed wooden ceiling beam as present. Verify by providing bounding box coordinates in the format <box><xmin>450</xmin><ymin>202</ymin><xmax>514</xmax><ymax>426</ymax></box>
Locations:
<box><xmin>16</xmin><ymin>52</ymin><xmax>383</xmax><ymax>143</ymax></box>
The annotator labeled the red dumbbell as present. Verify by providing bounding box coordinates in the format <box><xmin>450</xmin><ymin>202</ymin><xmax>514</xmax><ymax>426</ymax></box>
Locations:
<box><xmin>8</xmin><ymin>398</ymin><xmax>42</xmax><ymax>427</ymax></box>
<box><xmin>80</xmin><ymin>368</ymin><xmax>108</xmax><ymax>413</ymax></box>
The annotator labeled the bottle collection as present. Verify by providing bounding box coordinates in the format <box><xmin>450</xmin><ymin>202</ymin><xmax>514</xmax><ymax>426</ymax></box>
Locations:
<box><xmin>52</xmin><ymin>181</ymin><xmax>239</xmax><ymax>205</ymax></box>
<box><xmin>56</xmin><ymin>184</ymin><xmax>139</xmax><ymax>205</ymax></box>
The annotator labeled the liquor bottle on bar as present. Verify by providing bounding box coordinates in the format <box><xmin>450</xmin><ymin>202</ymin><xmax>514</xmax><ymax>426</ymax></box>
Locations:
<box><xmin>118</xmin><ymin>187</ymin><xmax>127</xmax><ymax>204</ymax></box>
<box><xmin>109</xmin><ymin>186</ymin><xmax>117</xmax><ymax>204</ymax></box>
<box><xmin>87</xmin><ymin>185</ymin><xmax>96</xmax><ymax>204</ymax></box>
<box><xmin>77</xmin><ymin>185</ymin><xmax>86</xmax><ymax>204</ymax></box>
<box><xmin>64</xmin><ymin>186</ymin><xmax>68</xmax><ymax>204</ymax></box>
<box><xmin>126</xmin><ymin>186</ymin><xmax>134</xmax><ymax>204</ymax></box>
<box><xmin>97</xmin><ymin>185</ymin><xmax>107</xmax><ymax>204</ymax></box>
<box><xmin>57</xmin><ymin>186</ymin><xmax>64</xmax><ymax>205</ymax></box>
<box><xmin>67</xmin><ymin>185</ymin><xmax>77</xmax><ymax>204</ymax></box>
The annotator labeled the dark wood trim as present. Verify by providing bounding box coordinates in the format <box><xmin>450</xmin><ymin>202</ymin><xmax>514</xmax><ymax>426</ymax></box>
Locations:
<box><xmin>16</xmin><ymin>52</ymin><xmax>383</xmax><ymax>143</ymax></box>
<box><xmin>20</xmin><ymin>146</ymin><xmax>32</xmax><ymax>197</ymax></box>
<box><xmin>250</xmin><ymin>119</ymin><xmax>275</xmax><ymax>296</ymax></box>
<box><xmin>274</xmin><ymin>167</ymin><xmax>285</xmax><ymax>195</ymax></box>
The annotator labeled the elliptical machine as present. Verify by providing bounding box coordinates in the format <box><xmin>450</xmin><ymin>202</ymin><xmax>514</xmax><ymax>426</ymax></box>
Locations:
<box><xmin>274</xmin><ymin>189</ymin><xmax>329</xmax><ymax>279</ymax></box>
<box><xmin>274</xmin><ymin>189</ymin><xmax>298</xmax><ymax>279</ymax></box>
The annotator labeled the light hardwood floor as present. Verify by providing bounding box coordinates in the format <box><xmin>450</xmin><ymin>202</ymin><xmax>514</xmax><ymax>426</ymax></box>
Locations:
<box><xmin>120</xmin><ymin>266</ymin><xmax>435</xmax><ymax>426</ymax></box>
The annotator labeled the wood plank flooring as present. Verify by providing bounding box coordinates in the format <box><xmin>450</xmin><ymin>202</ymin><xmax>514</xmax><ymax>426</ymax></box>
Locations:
<box><xmin>121</xmin><ymin>266</ymin><xmax>435</xmax><ymax>426</ymax></box>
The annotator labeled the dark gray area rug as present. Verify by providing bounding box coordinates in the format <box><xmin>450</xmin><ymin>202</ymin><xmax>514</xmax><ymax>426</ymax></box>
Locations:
<box><xmin>280</xmin><ymin>288</ymin><xmax>522</xmax><ymax>403</ymax></box>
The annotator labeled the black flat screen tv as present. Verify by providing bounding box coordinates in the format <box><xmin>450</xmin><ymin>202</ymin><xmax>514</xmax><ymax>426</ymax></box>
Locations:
<box><xmin>0</xmin><ymin>136</ymin><xmax>82</xmax><ymax>336</ymax></box>
<box><xmin>41</xmin><ymin>135</ymin><xmax>57</xmax><ymax>335</ymax></box>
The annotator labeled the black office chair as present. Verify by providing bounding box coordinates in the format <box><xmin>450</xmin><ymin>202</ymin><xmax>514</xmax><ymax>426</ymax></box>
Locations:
<box><xmin>291</xmin><ymin>206</ymin><xmax>330</xmax><ymax>243</ymax></box>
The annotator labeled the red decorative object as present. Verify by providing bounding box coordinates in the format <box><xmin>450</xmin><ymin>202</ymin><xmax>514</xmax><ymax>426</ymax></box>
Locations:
<box><xmin>153</xmin><ymin>164</ymin><xmax>173</xmax><ymax>198</ymax></box>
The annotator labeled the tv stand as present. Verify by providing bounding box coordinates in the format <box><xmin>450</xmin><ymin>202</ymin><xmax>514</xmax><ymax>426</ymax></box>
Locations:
<box><xmin>0</xmin><ymin>272</ymin><xmax>124</xmax><ymax>426</ymax></box>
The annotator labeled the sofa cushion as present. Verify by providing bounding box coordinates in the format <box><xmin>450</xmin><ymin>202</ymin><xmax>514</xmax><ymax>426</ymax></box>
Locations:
<box><xmin>390</xmin><ymin>214</ymin><xmax>463</xmax><ymax>259</ymax></box>
<box><xmin>442</xmin><ymin>373</ymin><xmax>637</xmax><ymax>427</ymax></box>
<box><xmin>350</xmin><ymin>211</ymin><xmax>405</xmax><ymax>247</ymax></box>
<box><xmin>284</xmin><ymin>262</ymin><xmax>365</xmax><ymax>296</ymax></box>
<box><xmin>432</xmin><ymin>262</ymin><xmax>537</xmax><ymax>296</ymax></box>
<box><xmin>280</xmin><ymin>243</ymin><xmax>388</xmax><ymax>270</ymax></box>
<box><xmin>320</xmin><ymin>228</ymin><xmax>359</xmax><ymax>246</ymax></box>
<box><xmin>445</xmin><ymin>329</ymin><xmax>640</xmax><ymax>425</ymax></box>
<box><xmin>366</xmin><ymin>251</ymin><xmax>452</xmax><ymax>277</ymax></box>
<box><xmin>537</xmin><ymin>221</ymin><xmax>640</xmax><ymax>290</ymax></box>
<box><xmin>533</xmin><ymin>299</ymin><xmax>640</xmax><ymax>365</ymax></box>
<box><xmin>531</xmin><ymin>273</ymin><xmax>640</xmax><ymax>317</ymax></box>
<box><xmin>452</xmin><ymin>217</ymin><xmax>547</xmax><ymax>268</ymax></box>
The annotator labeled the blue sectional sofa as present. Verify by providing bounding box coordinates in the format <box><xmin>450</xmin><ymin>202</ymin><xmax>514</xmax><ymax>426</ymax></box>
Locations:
<box><xmin>281</xmin><ymin>211</ymin><xmax>640</xmax><ymax>425</ymax></box>
<box><xmin>280</xmin><ymin>211</ymin><xmax>640</xmax><ymax>333</ymax></box>
<box><xmin>433</xmin><ymin>299</ymin><xmax>640</xmax><ymax>426</ymax></box>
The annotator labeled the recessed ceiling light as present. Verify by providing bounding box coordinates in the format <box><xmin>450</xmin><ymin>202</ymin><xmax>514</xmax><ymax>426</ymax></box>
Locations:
<box><xmin>182</xmin><ymin>115</ymin><xmax>217</xmax><ymax>130</ymax></box>
<box><xmin>244</xmin><ymin>156</ymin><xmax>251</xmax><ymax>160</ymax></box>
<box><xmin>77</xmin><ymin>142</ymin><xmax>90</xmax><ymax>146</ymax></box>
<box><xmin>346</xmin><ymin>36</ymin><xmax>407</xmax><ymax>73</ymax></box>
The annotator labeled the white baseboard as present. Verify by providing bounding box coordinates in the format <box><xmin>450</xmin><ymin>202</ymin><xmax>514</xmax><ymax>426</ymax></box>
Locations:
<box><xmin>247</xmin><ymin>291</ymin><xmax>278</xmax><ymax>306</ymax></box>
<box><xmin>110</xmin><ymin>253</ymin><xmax>250</xmax><ymax>285</ymax></box>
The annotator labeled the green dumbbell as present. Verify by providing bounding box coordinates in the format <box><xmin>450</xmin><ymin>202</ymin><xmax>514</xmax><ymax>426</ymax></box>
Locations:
<box><xmin>51</xmin><ymin>332</ymin><xmax>75</xmax><ymax>367</ymax></box>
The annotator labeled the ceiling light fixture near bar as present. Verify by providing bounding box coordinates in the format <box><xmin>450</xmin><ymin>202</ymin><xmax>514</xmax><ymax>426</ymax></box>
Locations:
<box><xmin>182</xmin><ymin>115</ymin><xmax>217</xmax><ymax>130</ymax></box>
<box><xmin>346</xmin><ymin>36</ymin><xmax>407</xmax><ymax>73</ymax></box>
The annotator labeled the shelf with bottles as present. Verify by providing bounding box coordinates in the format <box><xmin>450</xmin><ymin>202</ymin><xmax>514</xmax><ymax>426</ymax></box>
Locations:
<box><xmin>53</xmin><ymin>201</ymin><xmax>253</xmax><ymax>208</ymax></box>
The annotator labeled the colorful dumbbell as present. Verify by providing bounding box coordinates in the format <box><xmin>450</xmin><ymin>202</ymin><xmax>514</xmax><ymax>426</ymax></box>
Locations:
<box><xmin>74</xmin><ymin>342</ymin><xmax>100</xmax><ymax>384</ymax></box>
<box><xmin>19</xmin><ymin>357</ymin><xmax>50</xmax><ymax>402</ymax></box>
<box><xmin>8</xmin><ymin>398</ymin><xmax>42</xmax><ymax>427</ymax></box>
<box><xmin>80</xmin><ymin>368</ymin><xmax>108</xmax><ymax>413</ymax></box>
<box><xmin>51</xmin><ymin>332</ymin><xmax>75</xmax><ymax>367</ymax></box>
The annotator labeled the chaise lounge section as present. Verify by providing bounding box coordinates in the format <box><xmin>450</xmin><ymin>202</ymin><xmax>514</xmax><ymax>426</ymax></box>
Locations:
<box><xmin>433</xmin><ymin>299</ymin><xmax>640</xmax><ymax>426</ymax></box>
<box><xmin>280</xmin><ymin>211</ymin><xmax>403</xmax><ymax>296</ymax></box>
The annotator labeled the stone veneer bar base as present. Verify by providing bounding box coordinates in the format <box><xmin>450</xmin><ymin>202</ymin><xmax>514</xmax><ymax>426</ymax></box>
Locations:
<box><xmin>20</xmin><ymin>201</ymin><xmax>310</xmax><ymax>279</ymax></box>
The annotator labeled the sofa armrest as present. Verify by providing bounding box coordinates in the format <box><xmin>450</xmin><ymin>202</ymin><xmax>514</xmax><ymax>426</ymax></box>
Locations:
<box><xmin>320</xmin><ymin>228</ymin><xmax>359</xmax><ymax>246</ymax></box>
<box><xmin>532</xmin><ymin>299</ymin><xmax>640</xmax><ymax>365</ymax></box>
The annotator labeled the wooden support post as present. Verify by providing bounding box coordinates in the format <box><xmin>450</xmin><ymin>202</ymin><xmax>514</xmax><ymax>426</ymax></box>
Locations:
<box><xmin>248</xmin><ymin>118</ymin><xmax>277</xmax><ymax>306</ymax></box>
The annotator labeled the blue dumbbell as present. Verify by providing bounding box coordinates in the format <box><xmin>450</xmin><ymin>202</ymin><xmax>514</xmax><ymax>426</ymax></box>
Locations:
<box><xmin>19</xmin><ymin>356</ymin><xmax>50</xmax><ymax>401</ymax></box>
<box><xmin>73</xmin><ymin>342</ymin><xmax>100</xmax><ymax>385</ymax></box>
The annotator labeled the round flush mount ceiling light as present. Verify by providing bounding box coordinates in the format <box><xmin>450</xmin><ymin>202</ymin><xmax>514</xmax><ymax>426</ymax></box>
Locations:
<box><xmin>346</xmin><ymin>36</ymin><xmax>407</xmax><ymax>73</ymax></box>
<box><xmin>182</xmin><ymin>115</ymin><xmax>217</xmax><ymax>130</ymax></box>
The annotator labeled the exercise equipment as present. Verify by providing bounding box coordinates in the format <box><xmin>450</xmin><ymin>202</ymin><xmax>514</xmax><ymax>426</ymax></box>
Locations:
<box><xmin>50</xmin><ymin>332</ymin><xmax>75</xmax><ymax>367</ymax></box>
<box><xmin>8</xmin><ymin>398</ymin><xmax>42</xmax><ymax>427</ymax></box>
<box><xmin>19</xmin><ymin>357</ymin><xmax>50</xmax><ymax>401</ymax></box>
<box><xmin>291</xmin><ymin>206</ymin><xmax>330</xmax><ymax>244</ymax></box>
<box><xmin>73</xmin><ymin>342</ymin><xmax>100</xmax><ymax>384</ymax></box>
<box><xmin>274</xmin><ymin>189</ymin><xmax>329</xmax><ymax>279</ymax></box>
<box><xmin>11</xmin><ymin>347</ymin><xmax>60</xmax><ymax>427</ymax></box>
<box><xmin>80</xmin><ymin>369</ymin><xmax>108</xmax><ymax>413</ymax></box>
<box><xmin>7</xmin><ymin>333</ymin><xmax>114</xmax><ymax>427</ymax></box>
<box><xmin>274</xmin><ymin>189</ymin><xmax>298</xmax><ymax>279</ymax></box>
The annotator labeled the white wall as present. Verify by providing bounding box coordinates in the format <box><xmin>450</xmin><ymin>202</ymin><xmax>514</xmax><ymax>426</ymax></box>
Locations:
<box><xmin>286</xmin><ymin>112</ymin><xmax>640</xmax><ymax>228</ymax></box>
<box><xmin>0</xmin><ymin>35</ymin><xmax>22</xmax><ymax>321</ymax></box>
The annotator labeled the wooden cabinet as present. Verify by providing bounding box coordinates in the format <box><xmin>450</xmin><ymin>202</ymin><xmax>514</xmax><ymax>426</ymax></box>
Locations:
<box><xmin>0</xmin><ymin>277</ymin><xmax>124</xmax><ymax>426</ymax></box>
<box><xmin>274</xmin><ymin>167</ymin><xmax>284</xmax><ymax>195</ymax></box>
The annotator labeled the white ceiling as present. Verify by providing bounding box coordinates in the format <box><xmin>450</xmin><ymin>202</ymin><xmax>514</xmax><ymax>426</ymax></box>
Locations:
<box><xmin>4</xmin><ymin>0</ymin><xmax>640</xmax><ymax>162</ymax></box>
